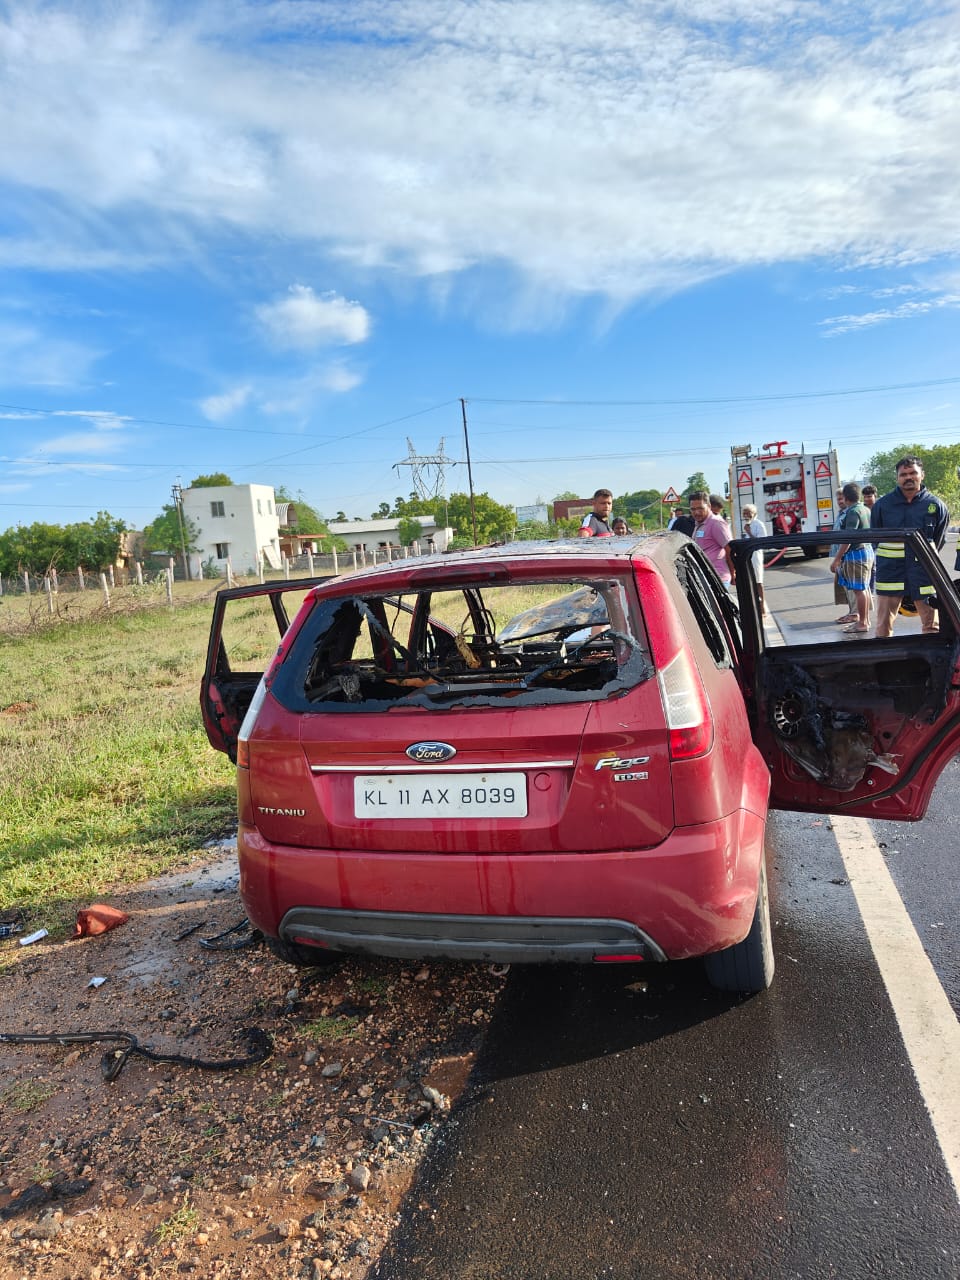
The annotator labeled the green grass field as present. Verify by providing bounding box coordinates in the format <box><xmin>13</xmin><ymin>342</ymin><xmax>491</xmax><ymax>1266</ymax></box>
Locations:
<box><xmin>0</xmin><ymin>587</ymin><xmax>237</xmax><ymax>932</ymax></box>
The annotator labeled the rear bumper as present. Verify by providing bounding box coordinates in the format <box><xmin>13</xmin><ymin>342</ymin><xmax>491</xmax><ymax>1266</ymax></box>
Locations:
<box><xmin>238</xmin><ymin>803</ymin><xmax>767</xmax><ymax>964</ymax></box>
<box><xmin>278</xmin><ymin>907</ymin><xmax>666</xmax><ymax>964</ymax></box>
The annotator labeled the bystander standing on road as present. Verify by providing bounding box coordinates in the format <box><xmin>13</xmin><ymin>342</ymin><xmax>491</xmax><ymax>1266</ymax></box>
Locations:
<box><xmin>671</xmin><ymin>508</ymin><xmax>695</xmax><ymax>536</ymax></box>
<box><xmin>577</xmin><ymin>489</ymin><xmax>614</xmax><ymax>538</ymax></box>
<box><xmin>862</xmin><ymin>483</ymin><xmax>879</xmax><ymax>593</ymax></box>
<box><xmin>710</xmin><ymin>495</ymin><xmax>729</xmax><ymax>525</ymax></box>
<box><xmin>871</xmin><ymin>456</ymin><xmax>949</xmax><ymax>637</ymax></box>
<box><xmin>830</xmin><ymin>489</ymin><xmax>856</xmax><ymax>621</ymax></box>
<box><xmin>829</xmin><ymin>482</ymin><xmax>873</xmax><ymax>633</ymax></box>
<box><xmin>689</xmin><ymin>491</ymin><xmax>735</xmax><ymax>585</ymax></box>
<box><xmin>740</xmin><ymin>503</ymin><xmax>768</xmax><ymax>615</ymax></box>
<box><xmin>611</xmin><ymin>517</ymin><xmax>632</xmax><ymax>535</ymax></box>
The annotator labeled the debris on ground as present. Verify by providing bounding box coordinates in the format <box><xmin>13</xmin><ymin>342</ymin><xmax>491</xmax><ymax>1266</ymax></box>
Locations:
<box><xmin>73</xmin><ymin>905</ymin><xmax>129</xmax><ymax>938</ymax></box>
<box><xmin>0</xmin><ymin>852</ymin><xmax>507</xmax><ymax>1279</ymax></box>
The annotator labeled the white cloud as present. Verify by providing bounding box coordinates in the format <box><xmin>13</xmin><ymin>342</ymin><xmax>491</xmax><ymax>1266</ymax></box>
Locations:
<box><xmin>820</xmin><ymin>291</ymin><xmax>960</xmax><ymax>335</ymax></box>
<box><xmin>0</xmin><ymin>322</ymin><xmax>102</xmax><ymax>387</ymax></box>
<box><xmin>0</xmin><ymin>1</ymin><xmax>957</xmax><ymax>307</ymax></box>
<box><xmin>317</xmin><ymin>363</ymin><xmax>363</xmax><ymax>393</ymax></box>
<box><xmin>256</xmin><ymin>286</ymin><xmax>371</xmax><ymax>349</ymax></box>
<box><xmin>3</xmin><ymin>408</ymin><xmax>132</xmax><ymax>477</ymax></box>
<box><xmin>200</xmin><ymin>384</ymin><xmax>253</xmax><ymax>420</ymax></box>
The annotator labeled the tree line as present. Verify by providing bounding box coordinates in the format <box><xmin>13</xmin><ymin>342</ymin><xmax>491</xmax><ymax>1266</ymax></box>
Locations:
<box><xmin>2</xmin><ymin>445</ymin><xmax>957</xmax><ymax>576</ymax></box>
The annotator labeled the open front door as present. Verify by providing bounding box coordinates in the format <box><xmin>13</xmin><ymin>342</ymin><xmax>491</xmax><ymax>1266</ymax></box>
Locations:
<box><xmin>200</xmin><ymin>578</ymin><xmax>331</xmax><ymax>761</ymax></box>
<box><xmin>728</xmin><ymin>529</ymin><xmax>960</xmax><ymax>820</ymax></box>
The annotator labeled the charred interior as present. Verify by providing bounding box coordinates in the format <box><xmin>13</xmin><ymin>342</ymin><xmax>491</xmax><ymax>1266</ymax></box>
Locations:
<box><xmin>764</xmin><ymin>651</ymin><xmax>951</xmax><ymax>791</ymax></box>
<box><xmin>273</xmin><ymin>579</ymin><xmax>653</xmax><ymax>710</ymax></box>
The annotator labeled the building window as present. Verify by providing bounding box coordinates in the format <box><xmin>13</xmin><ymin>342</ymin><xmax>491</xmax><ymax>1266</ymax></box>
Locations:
<box><xmin>257</xmin><ymin>499</ymin><xmax>262</xmax><ymax>514</ymax></box>
<box><xmin>215</xmin><ymin>542</ymin><xmax>229</xmax><ymax>559</ymax></box>
<box><xmin>211</xmin><ymin>501</ymin><xmax>225</xmax><ymax>518</ymax></box>
<box><xmin>268</xmin><ymin>500</ymin><xmax>273</xmax><ymax>515</ymax></box>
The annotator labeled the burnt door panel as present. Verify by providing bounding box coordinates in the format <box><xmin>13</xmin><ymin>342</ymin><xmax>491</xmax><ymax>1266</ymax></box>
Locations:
<box><xmin>200</xmin><ymin>578</ymin><xmax>331</xmax><ymax>760</ymax></box>
<box><xmin>729</xmin><ymin>530</ymin><xmax>960</xmax><ymax>820</ymax></box>
<box><xmin>752</xmin><ymin>640</ymin><xmax>960</xmax><ymax>818</ymax></box>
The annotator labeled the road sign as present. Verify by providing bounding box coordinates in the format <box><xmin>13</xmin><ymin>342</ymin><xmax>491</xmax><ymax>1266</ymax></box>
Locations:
<box><xmin>662</xmin><ymin>486</ymin><xmax>681</xmax><ymax>504</ymax></box>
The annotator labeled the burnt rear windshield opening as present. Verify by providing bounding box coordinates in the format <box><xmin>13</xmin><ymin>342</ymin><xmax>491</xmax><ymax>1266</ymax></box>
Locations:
<box><xmin>269</xmin><ymin>577</ymin><xmax>654</xmax><ymax>712</ymax></box>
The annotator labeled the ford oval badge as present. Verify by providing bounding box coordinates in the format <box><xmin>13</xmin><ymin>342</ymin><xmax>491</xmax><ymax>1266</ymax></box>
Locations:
<box><xmin>406</xmin><ymin>741</ymin><xmax>457</xmax><ymax>763</ymax></box>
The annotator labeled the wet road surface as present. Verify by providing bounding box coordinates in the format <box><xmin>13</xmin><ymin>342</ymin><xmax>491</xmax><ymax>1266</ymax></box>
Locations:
<box><xmin>373</xmin><ymin>799</ymin><xmax>959</xmax><ymax>1278</ymax></box>
<box><xmin>371</xmin><ymin>551</ymin><xmax>960</xmax><ymax>1279</ymax></box>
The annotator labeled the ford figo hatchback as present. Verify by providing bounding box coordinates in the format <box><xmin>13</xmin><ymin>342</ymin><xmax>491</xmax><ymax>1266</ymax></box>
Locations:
<box><xmin>201</xmin><ymin>531</ymin><xmax>960</xmax><ymax>994</ymax></box>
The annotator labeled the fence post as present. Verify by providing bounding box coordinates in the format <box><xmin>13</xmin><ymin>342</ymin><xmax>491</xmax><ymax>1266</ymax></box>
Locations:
<box><xmin>108</xmin><ymin>564</ymin><xmax>115</xmax><ymax>588</ymax></box>
<box><xmin>23</xmin><ymin>571</ymin><xmax>30</xmax><ymax>596</ymax></box>
<box><xmin>51</xmin><ymin>568</ymin><xmax>59</xmax><ymax>594</ymax></box>
<box><xmin>135</xmin><ymin>561</ymin><xmax>143</xmax><ymax>586</ymax></box>
<box><xmin>307</xmin><ymin>550</ymin><xmax>314</xmax><ymax>576</ymax></box>
<box><xmin>77</xmin><ymin>566</ymin><xmax>85</xmax><ymax>591</ymax></box>
<box><xmin>351</xmin><ymin>550</ymin><xmax>358</xmax><ymax>572</ymax></box>
<box><xmin>165</xmin><ymin>567</ymin><xmax>174</xmax><ymax>604</ymax></box>
<box><xmin>332</xmin><ymin>547</ymin><xmax>338</xmax><ymax>575</ymax></box>
<box><xmin>45</xmin><ymin>577</ymin><xmax>55</xmax><ymax>613</ymax></box>
<box><xmin>283</xmin><ymin>556</ymin><xmax>290</xmax><ymax>581</ymax></box>
<box><xmin>0</xmin><ymin>572</ymin><xmax>3</xmax><ymax>596</ymax></box>
<box><xmin>226</xmin><ymin>559</ymin><xmax>235</xmax><ymax>588</ymax></box>
<box><xmin>99</xmin><ymin>572</ymin><xmax>110</xmax><ymax>607</ymax></box>
<box><xmin>258</xmin><ymin>552</ymin><xmax>265</xmax><ymax>585</ymax></box>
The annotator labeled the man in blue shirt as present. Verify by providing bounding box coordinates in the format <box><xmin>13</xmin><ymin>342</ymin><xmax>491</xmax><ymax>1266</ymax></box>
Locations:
<box><xmin>871</xmin><ymin>456</ymin><xmax>949</xmax><ymax>637</ymax></box>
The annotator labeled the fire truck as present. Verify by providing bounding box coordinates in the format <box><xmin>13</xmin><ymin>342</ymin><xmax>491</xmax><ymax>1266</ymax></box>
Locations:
<box><xmin>727</xmin><ymin>441</ymin><xmax>841</xmax><ymax>557</ymax></box>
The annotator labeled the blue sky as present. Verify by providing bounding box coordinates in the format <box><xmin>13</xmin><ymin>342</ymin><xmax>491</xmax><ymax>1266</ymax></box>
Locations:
<box><xmin>1</xmin><ymin>0</ymin><xmax>959</xmax><ymax>530</ymax></box>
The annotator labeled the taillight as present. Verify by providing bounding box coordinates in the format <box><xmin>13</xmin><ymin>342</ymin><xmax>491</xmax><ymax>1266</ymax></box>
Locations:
<box><xmin>657</xmin><ymin>648</ymin><xmax>713</xmax><ymax>760</ymax></box>
<box><xmin>236</xmin><ymin>678</ymin><xmax>269</xmax><ymax>771</ymax></box>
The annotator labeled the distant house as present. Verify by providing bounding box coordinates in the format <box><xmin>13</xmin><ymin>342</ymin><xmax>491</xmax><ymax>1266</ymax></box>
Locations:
<box><xmin>276</xmin><ymin>502</ymin><xmax>323</xmax><ymax>560</ymax></box>
<box><xmin>180</xmin><ymin>483</ymin><xmax>281</xmax><ymax>576</ymax></box>
<box><xmin>327</xmin><ymin>516</ymin><xmax>454</xmax><ymax>557</ymax></box>
<box><xmin>552</xmin><ymin>498</ymin><xmax>595</xmax><ymax>523</ymax></box>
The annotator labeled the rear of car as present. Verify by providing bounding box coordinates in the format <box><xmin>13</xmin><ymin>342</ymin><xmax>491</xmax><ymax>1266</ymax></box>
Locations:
<box><xmin>227</xmin><ymin>539</ymin><xmax>772</xmax><ymax>987</ymax></box>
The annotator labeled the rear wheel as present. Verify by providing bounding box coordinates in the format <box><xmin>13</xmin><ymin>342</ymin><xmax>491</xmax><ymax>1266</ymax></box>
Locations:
<box><xmin>704</xmin><ymin>857</ymin><xmax>775</xmax><ymax>994</ymax></box>
<box><xmin>267</xmin><ymin>936</ymin><xmax>344</xmax><ymax>969</ymax></box>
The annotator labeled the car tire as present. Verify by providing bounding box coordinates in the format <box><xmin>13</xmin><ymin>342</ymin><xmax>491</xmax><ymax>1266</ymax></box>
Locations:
<box><xmin>704</xmin><ymin>857</ymin><xmax>775</xmax><ymax>994</ymax></box>
<box><xmin>267</xmin><ymin>936</ymin><xmax>344</xmax><ymax>969</ymax></box>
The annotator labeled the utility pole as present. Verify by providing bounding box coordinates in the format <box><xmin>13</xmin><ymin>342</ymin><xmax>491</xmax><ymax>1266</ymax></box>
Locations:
<box><xmin>171</xmin><ymin>481</ymin><xmax>191</xmax><ymax>581</ymax></box>
<box><xmin>460</xmin><ymin>398</ymin><xmax>478</xmax><ymax>547</ymax></box>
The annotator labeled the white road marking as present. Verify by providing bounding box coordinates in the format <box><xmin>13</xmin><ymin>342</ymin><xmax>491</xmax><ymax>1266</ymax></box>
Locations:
<box><xmin>831</xmin><ymin>815</ymin><xmax>960</xmax><ymax>1201</ymax></box>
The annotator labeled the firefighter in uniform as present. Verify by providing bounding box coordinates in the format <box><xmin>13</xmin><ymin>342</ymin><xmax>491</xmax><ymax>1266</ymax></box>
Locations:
<box><xmin>870</xmin><ymin>456</ymin><xmax>949</xmax><ymax>638</ymax></box>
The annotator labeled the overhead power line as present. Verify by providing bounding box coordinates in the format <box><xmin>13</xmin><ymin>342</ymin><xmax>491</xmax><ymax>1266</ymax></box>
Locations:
<box><xmin>467</xmin><ymin>375</ymin><xmax>960</xmax><ymax>407</ymax></box>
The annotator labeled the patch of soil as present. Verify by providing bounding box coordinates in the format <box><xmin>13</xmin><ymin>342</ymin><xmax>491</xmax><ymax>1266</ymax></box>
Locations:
<box><xmin>0</xmin><ymin>845</ymin><xmax>507</xmax><ymax>1279</ymax></box>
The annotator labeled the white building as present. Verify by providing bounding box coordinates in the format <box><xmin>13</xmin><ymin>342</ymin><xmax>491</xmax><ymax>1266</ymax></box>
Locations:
<box><xmin>180</xmin><ymin>483</ymin><xmax>281</xmax><ymax>576</ymax></box>
<box><xmin>327</xmin><ymin>516</ymin><xmax>454</xmax><ymax>556</ymax></box>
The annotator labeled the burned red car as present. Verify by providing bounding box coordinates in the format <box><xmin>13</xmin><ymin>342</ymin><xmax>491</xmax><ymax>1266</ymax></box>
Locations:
<box><xmin>201</xmin><ymin>531</ymin><xmax>960</xmax><ymax>994</ymax></box>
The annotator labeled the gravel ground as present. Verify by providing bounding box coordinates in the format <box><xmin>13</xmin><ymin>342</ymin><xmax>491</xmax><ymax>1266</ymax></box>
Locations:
<box><xmin>0</xmin><ymin>846</ymin><xmax>506</xmax><ymax>1279</ymax></box>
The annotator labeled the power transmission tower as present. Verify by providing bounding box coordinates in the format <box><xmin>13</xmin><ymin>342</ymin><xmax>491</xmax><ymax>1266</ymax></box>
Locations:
<box><xmin>393</xmin><ymin>438</ymin><xmax>456</xmax><ymax>502</ymax></box>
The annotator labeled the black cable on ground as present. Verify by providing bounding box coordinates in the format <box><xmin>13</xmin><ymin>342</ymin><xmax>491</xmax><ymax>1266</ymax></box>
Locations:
<box><xmin>199</xmin><ymin>917</ymin><xmax>263</xmax><ymax>950</ymax></box>
<box><xmin>0</xmin><ymin>1026</ymin><xmax>273</xmax><ymax>1082</ymax></box>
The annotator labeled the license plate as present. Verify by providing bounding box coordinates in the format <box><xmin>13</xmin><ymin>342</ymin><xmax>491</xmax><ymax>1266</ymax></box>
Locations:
<box><xmin>354</xmin><ymin>772</ymin><xmax>527</xmax><ymax>819</ymax></box>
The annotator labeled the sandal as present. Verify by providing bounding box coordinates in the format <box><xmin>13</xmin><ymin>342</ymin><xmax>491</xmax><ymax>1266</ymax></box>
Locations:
<box><xmin>835</xmin><ymin>614</ymin><xmax>856</xmax><ymax>624</ymax></box>
<box><xmin>842</xmin><ymin>623</ymin><xmax>870</xmax><ymax>633</ymax></box>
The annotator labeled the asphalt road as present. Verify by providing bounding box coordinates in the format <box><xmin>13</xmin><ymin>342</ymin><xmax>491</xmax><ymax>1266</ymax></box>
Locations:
<box><xmin>373</xmin><ymin>557</ymin><xmax>960</xmax><ymax>1280</ymax></box>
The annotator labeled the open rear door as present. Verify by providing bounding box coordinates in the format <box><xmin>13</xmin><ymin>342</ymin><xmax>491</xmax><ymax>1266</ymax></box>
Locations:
<box><xmin>728</xmin><ymin>529</ymin><xmax>960</xmax><ymax>820</ymax></box>
<box><xmin>200</xmin><ymin>578</ymin><xmax>331</xmax><ymax>761</ymax></box>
